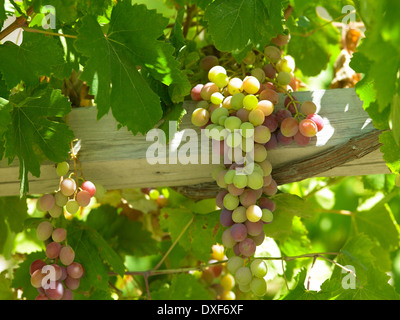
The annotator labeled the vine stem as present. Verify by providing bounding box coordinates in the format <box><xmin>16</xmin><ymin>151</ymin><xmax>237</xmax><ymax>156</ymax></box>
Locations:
<box><xmin>22</xmin><ymin>27</ymin><xmax>78</xmax><ymax>39</ymax></box>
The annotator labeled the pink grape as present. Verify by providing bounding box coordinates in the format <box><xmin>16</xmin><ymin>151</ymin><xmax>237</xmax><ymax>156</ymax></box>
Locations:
<box><xmin>250</xmin><ymin>231</ymin><xmax>265</xmax><ymax>246</ymax></box>
<box><xmin>60</xmin><ymin>178</ymin><xmax>77</xmax><ymax>197</ymax></box>
<box><xmin>46</xmin><ymin>242</ymin><xmax>61</xmax><ymax>259</ymax></box>
<box><xmin>239</xmin><ymin>238</ymin><xmax>257</xmax><ymax>257</ymax></box>
<box><xmin>245</xmin><ymin>220</ymin><xmax>264</xmax><ymax>236</ymax></box>
<box><xmin>227</xmin><ymin>184</ymin><xmax>244</xmax><ymax>196</ymax></box>
<box><xmin>265</xmin><ymin>133</ymin><xmax>278</xmax><ymax>150</ymax></box>
<box><xmin>59</xmin><ymin>245</ymin><xmax>75</xmax><ymax>266</ymax></box>
<box><xmin>275</xmin><ymin>109</ymin><xmax>292</xmax><ymax>124</ymax></box>
<box><xmin>61</xmin><ymin>289</ymin><xmax>74</xmax><ymax>300</ymax></box>
<box><xmin>81</xmin><ymin>180</ymin><xmax>96</xmax><ymax>197</ymax></box>
<box><xmin>257</xmin><ymin>100</ymin><xmax>274</xmax><ymax>117</ymax></box>
<box><xmin>220</xmin><ymin>209</ymin><xmax>234</xmax><ymax>227</ymax></box>
<box><xmin>276</xmin><ymin>131</ymin><xmax>293</xmax><ymax>145</ymax></box>
<box><xmin>216</xmin><ymin>190</ymin><xmax>228</xmax><ymax>208</ymax></box>
<box><xmin>60</xmin><ymin>266</ymin><xmax>68</xmax><ymax>281</ymax></box>
<box><xmin>263</xmin><ymin>179</ymin><xmax>278</xmax><ymax>196</ymax></box>
<box><xmin>263</xmin><ymin>114</ymin><xmax>278</xmax><ymax>132</ymax></box>
<box><xmin>52</xmin><ymin>228</ymin><xmax>67</xmax><ymax>243</ymax></box>
<box><xmin>230</xmin><ymin>223</ymin><xmax>247</xmax><ymax>242</ymax></box>
<box><xmin>259</xmin><ymin>89</ymin><xmax>279</xmax><ymax>105</ymax></box>
<box><xmin>222</xmin><ymin>228</ymin><xmax>237</xmax><ymax>248</ymax></box>
<box><xmin>45</xmin><ymin>281</ymin><xmax>64</xmax><ymax>300</ymax></box>
<box><xmin>67</xmin><ymin>262</ymin><xmax>85</xmax><ymax>279</ymax></box>
<box><xmin>201</xmin><ymin>82</ymin><xmax>219</xmax><ymax>100</ymax></box>
<box><xmin>36</xmin><ymin>221</ymin><xmax>53</xmax><ymax>241</ymax></box>
<box><xmin>76</xmin><ymin>190</ymin><xmax>92</xmax><ymax>207</ymax></box>
<box><xmin>294</xmin><ymin>131</ymin><xmax>311</xmax><ymax>146</ymax></box>
<box><xmin>263</xmin><ymin>175</ymin><xmax>272</xmax><ymax>186</ymax></box>
<box><xmin>262</xmin><ymin>64</ymin><xmax>277</xmax><ymax>79</ymax></box>
<box><xmin>239</xmin><ymin>189</ymin><xmax>257</xmax><ymax>207</ymax></box>
<box><xmin>35</xmin><ymin>294</ymin><xmax>49</xmax><ymax>300</ymax></box>
<box><xmin>191</xmin><ymin>84</ymin><xmax>204</xmax><ymax>101</ymax></box>
<box><xmin>259</xmin><ymin>197</ymin><xmax>276</xmax><ymax>212</ymax></box>
<box><xmin>30</xmin><ymin>269</ymin><xmax>45</xmax><ymax>288</ymax></box>
<box><xmin>30</xmin><ymin>259</ymin><xmax>46</xmax><ymax>276</ymax></box>
<box><xmin>280</xmin><ymin>117</ymin><xmax>299</xmax><ymax>137</ymax></box>
<box><xmin>299</xmin><ymin>119</ymin><xmax>318</xmax><ymax>137</ymax></box>
<box><xmin>306</xmin><ymin>114</ymin><xmax>324</xmax><ymax>132</ymax></box>
<box><xmin>38</xmin><ymin>194</ymin><xmax>55</xmax><ymax>212</ymax></box>
<box><xmin>64</xmin><ymin>276</ymin><xmax>80</xmax><ymax>290</ymax></box>
<box><xmin>236</xmin><ymin>108</ymin><xmax>250</xmax><ymax>122</ymax></box>
<box><xmin>233</xmin><ymin>243</ymin><xmax>241</xmax><ymax>256</ymax></box>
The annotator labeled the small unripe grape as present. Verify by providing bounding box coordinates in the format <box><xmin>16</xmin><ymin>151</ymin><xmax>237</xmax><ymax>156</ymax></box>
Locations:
<box><xmin>56</xmin><ymin>162</ymin><xmax>69</xmax><ymax>177</ymax></box>
<box><xmin>277</xmin><ymin>71</ymin><xmax>292</xmax><ymax>86</ymax></box>
<box><xmin>52</xmin><ymin>228</ymin><xmax>67</xmax><ymax>243</ymax></box>
<box><xmin>261</xmin><ymin>208</ymin><xmax>274</xmax><ymax>223</ymax></box>
<box><xmin>65</xmin><ymin>200</ymin><xmax>80</xmax><ymax>215</ymax></box>
<box><xmin>264</xmin><ymin>46</ymin><xmax>281</xmax><ymax>63</ymax></box>
<box><xmin>38</xmin><ymin>194</ymin><xmax>55</xmax><ymax>212</ymax></box>
<box><xmin>60</xmin><ymin>178</ymin><xmax>77</xmax><ymax>197</ymax></box>
<box><xmin>235</xmin><ymin>266</ymin><xmax>252</xmax><ymax>285</ymax></box>
<box><xmin>36</xmin><ymin>221</ymin><xmax>53</xmax><ymax>241</ymax></box>
<box><xmin>250</xmin><ymin>277</ymin><xmax>267</xmax><ymax>297</ymax></box>
<box><xmin>250</xmin><ymin>259</ymin><xmax>268</xmax><ymax>278</ymax></box>
<box><xmin>46</xmin><ymin>241</ymin><xmax>61</xmax><ymax>259</ymax></box>
<box><xmin>191</xmin><ymin>108</ymin><xmax>210</xmax><ymax>127</ymax></box>
<box><xmin>223</xmin><ymin>193</ymin><xmax>240</xmax><ymax>211</ymax></box>
<box><xmin>54</xmin><ymin>191</ymin><xmax>68</xmax><ymax>207</ymax></box>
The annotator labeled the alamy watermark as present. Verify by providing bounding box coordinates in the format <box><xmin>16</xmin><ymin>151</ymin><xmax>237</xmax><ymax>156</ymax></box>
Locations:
<box><xmin>41</xmin><ymin>5</ymin><xmax>56</xmax><ymax>30</ymax></box>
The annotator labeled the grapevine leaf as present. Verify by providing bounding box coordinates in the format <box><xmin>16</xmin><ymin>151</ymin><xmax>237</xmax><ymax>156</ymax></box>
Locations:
<box><xmin>0</xmin><ymin>0</ymin><xmax>5</xmax><ymax>22</ymax></box>
<box><xmin>75</xmin><ymin>2</ymin><xmax>190</xmax><ymax>134</ymax></box>
<box><xmin>390</xmin><ymin>93</ymin><xmax>400</xmax><ymax>146</ymax></box>
<box><xmin>3</xmin><ymin>85</ymin><xmax>74</xmax><ymax>195</ymax></box>
<box><xmin>204</xmin><ymin>0</ymin><xmax>271</xmax><ymax>52</ymax></box>
<box><xmin>281</xmin><ymin>268</ymin><xmax>320</xmax><ymax>300</ymax></box>
<box><xmin>0</xmin><ymin>196</ymin><xmax>28</xmax><ymax>233</ymax></box>
<box><xmin>0</xmin><ymin>273</ymin><xmax>15</xmax><ymax>300</ymax></box>
<box><xmin>151</xmin><ymin>274</ymin><xmax>212</xmax><ymax>300</ymax></box>
<box><xmin>0</xmin><ymin>32</ymin><xmax>65</xmax><ymax>90</ymax></box>
<box><xmin>380</xmin><ymin>131</ymin><xmax>400</xmax><ymax>173</ymax></box>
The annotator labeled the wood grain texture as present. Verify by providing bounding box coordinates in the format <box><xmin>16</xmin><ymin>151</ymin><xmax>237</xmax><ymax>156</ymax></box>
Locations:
<box><xmin>0</xmin><ymin>88</ymin><xmax>390</xmax><ymax>197</ymax></box>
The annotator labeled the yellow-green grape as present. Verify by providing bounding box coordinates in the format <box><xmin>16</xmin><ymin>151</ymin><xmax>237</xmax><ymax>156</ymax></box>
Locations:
<box><xmin>222</xmin><ymin>96</ymin><xmax>232</xmax><ymax>110</ymax></box>
<box><xmin>261</xmin><ymin>208</ymin><xmax>273</xmax><ymax>223</ymax></box>
<box><xmin>250</xmin><ymin>277</ymin><xmax>267</xmax><ymax>297</ymax></box>
<box><xmin>233</xmin><ymin>174</ymin><xmax>248</xmax><ymax>190</ymax></box>
<box><xmin>251</xmin><ymin>68</ymin><xmax>266</xmax><ymax>83</ymax></box>
<box><xmin>54</xmin><ymin>191</ymin><xmax>68</xmax><ymax>207</ymax></box>
<box><xmin>216</xmin><ymin>170</ymin><xmax>228</xmax><ymax>188</ymax></box>
<box><xmin>235</xmin><ymin>266</ymin><xmax>252</xmax><ymax>285</ymax></box>
<box><xmin>250</xmin><ymin>260</ymin><xmax>268</xmax><ymax>278</ymax></box>
<box><xmin>240</xmin><ymin>122</ymin><xmax>254</xmax><ymax>138</ymax></box>
<box><xmin>253</xmin><ymin>144</ymin><xmax>268</xmax><ymax>162</ymax></box>
<box><xmin>191</xmin><ymin>108</ymin><xmax>210</xmax><ymax>127</ymax></box>
<box><xmin>221</xmin><ymin>290</ymin><xmax>236</xmax><ymax>300</ymax></box>
<box><xmin>276</xmin><ymin>58</ymin><xmax>293</xmax><ymax>73</ymax></box>
<box><xmin>232</xmin><ymin>206</ymin><xmax>247</xmax><ymax>223</ymax></box>
<box><xmin>224</xmin><ymin>116</ymin><xmax>242</xmax><ymax>132</ymax></box>
<box><xmin>56</xmin><ymin>162</ymin><xmax>69</xmax><ymax>177</ymax></box>
<box><xmin>246</xmin><ymin>205</ymin><xmax>262</xmax><ymax>222</ymax></box>
<box><xmin>149</xmin><ymin>189</ymin><xmax>160</xmax><ymax>200</ymax></box>
<box><xmin>242</xmin><ymin>76</ymin><xmax>260</xmax><ymax>94</ymax></box>
<box><xmin>264</xmin><ymin>46</ymin><xmax>281</xmax><ymax>63</ymax></box>
<box><xmin>218</xmin><ymin>115</ymin><xmax>228</xmax><ymax>126</ymax></box>
<box><xmin>247</xmin><ymin>171</ymin><xmax>264</xmax><ymax>190</ymax></box>
<box><xmin>231</xmin><ymin>93</ymin><xmax>245</xmax><ymax>110</ymax></box>
<box><xmin>258</xmin><ymin>159</ymin><xmax>272</xmax><ymax>176</ymax></box>
<box><xmin>243</xmin><ymin>94</ymin><xmax>259</xmax><ymax>111</ymax></box>
<box><xmin>241</xmin><ymin>137</ymin><xmax>254</xmax><ymax>153</ymax></box>
<box><xmin>248</xmin><ymin>108</ymin><xmax>265</xmax><ymax>126</ymax></box>
<box><xmin>228</xmin><ymin>78</ymin><xmax>243</xmax><ymax>95</ymax></box>
<box><xmin>224</xmin><ymin>170</ymin><xmax>236</xmax><ymax>185</ymax></box>
<box><xmin>214</xmin><ymin>73</ymin><xmax>229</xmax><ymax>88</ymax></box>
<box><xmin>223</xmin><ymin>193</ymin><xmax>240</xmax><ymax>211</ymax></box>
<box><xmin>277</xmin><ymin>71</ymin><xmax>292</xmax><ymax>86</ymax></box>
<box><xmin>208</xmin><ymin>66</ymin><xmax>227</xmax><ymax>83</ymax></box>
<box><xmin>49</xmin><ymin>205</ymin><xmax>63</xmax><ymax>218</ymax></box>
<box><xmin>227</xmin><ymin>256</ymin><xmax>244</xmax><ymax>274</ymax></box>
<box><xmin>210</xmin><ymin>92</ymin><xmax>224</xmax><ymax>105</ymax></box>
<box><xmin>210</xmin><ymin>126</ymin><xmax>228</xmax><ymax>141</ymax></box>
<box><xmin>300</xmin><ymin>101</ymin><xmax>317</xmax><ymax>115</ymax></box>
<box><xmin>242</xmin><ymin>50</ymin><xmax>256</xmax><ymax>65</ymax></box>
<box><xmin>226</xmin><ymin>132</ymin><xmax>242</xmax><ymax>148</ymax></box>
<box><xmin>254</xmin><ymin>125</ymin><xmax>271</xmax><ymax>144</ymax></box>
<box><xmin>211</xmin><ymin>107</ymin><xmax>229</xmax><ymax>124</ymax></box>
<box><xmin>65</xmin><ymin>200</ymin><xmax>80</xmax><ymax>215</ymax></box>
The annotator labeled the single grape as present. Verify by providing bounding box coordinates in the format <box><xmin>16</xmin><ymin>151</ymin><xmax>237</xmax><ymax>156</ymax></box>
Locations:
<box><xmin>30</xmin><ymin>269</ymin><xmax>45</xmax><ymax>288</ymax></box>
<box><xmin>258</xmin><ymin>159</ymin><xmax>272</xmax><ymax>176</ymax></box>
<box><xmin>208</xmin><ymin>66</ymin><xmax>227</xmax><ymax>83</ymax></box>
<box><xmin>76</xmin><ymin>190</ymin><xmax>92</xmax><ymax>207</ymax></box>
<box><xmin>262</xmin><ymin>64</ymin><xmax>277</xmax><ymax>79</ymax></box>
<box><xmin>235</xmin><ymin>266</ymin><xmax>252</xmax><ymax>285</ymax></box>
<box><xmin>52</xmin><ymin>228</ymin><xmax>67</xmax><ymax>243</ymax></box>
<box><xmin>250</xmin><ymin>260</ymin><xmax>268</xmax><ymax>278</ymax></box>
<box><xmin>233</xmin><ymin>174</ymin><xmax>248</xmax><ymax>190</ymax></box>
<box><xmin>250</xmin><ymin>277</ymin><xmax>267</xmax><ymax>296</ymax></box>
<box><xmin>60</xmin><ymin>178</ymin><xmax>77</xmax><ymax>197</ymax></box>
<box><xmin>216</xmin><ymin>190</ymin><xmax>228</xmax><ymax>208</ymax></box>
<box><xmin>61</xmin><ymin>289</ymin><xmax>74</xmax><ymax>300</ymax></box>
<box><xmin>243</xmin><ymin>95</ymin><xmax>258</xmax><ymax>111</ymax></box>
<box><xmin>190</xmin><ymin>84</ymin><xmax>204</xmax><ymax>101</ymax></box>
<box><xmin>306</xmin><ymin>114</ymin><xmax>324</xmax><ymax>132</ymax></box>
<box><xmin>49</xmin><ymin>205</ymin><xmax>63</xmax><ymax>218</ymax></box>
<box><xmin>301</xmin><ymin>101</ymin><xmax>317</xmax><ymax>115</ymax></box>
<box><xmin>271</xmin><ymin>33</ymin><xmax>290</xmax><ymax>46</ymax></box>
<box><xmin>227</xmin><ymin>183</ymin><xmax>244</xmax><ymax>196</ymax></box>
<box><xmin>200</xmin><ymin>55</ymin><xmax>219</xmax><ymax>72</ymax></box>
<box><xmin>211</xmin><ymin>244</ymin><xmax>225</xmax><ymax>261</ymax></box>
<box><xmin>280</xmin><ymin>117</ymin><xmax>299</xmax><ymax>137</ymax></box>
<box><xmin>220</xmin><ymin>208</ymin><xmax>234</xmax><ymax>227</ymax></box>
<box><xmin>191</xmin><ymin>108</ymin><xmax>210</xmax><ymax>127</ymax></box>
<box><xmin>232</xmin><ymin>206</ymin><xmax>247</xmax><ymax>223</ymax></box>
<box><xmin>59</xmin><ymin>245</ymin><xmax>75</xmax><ymax>266</ymax></box>
<box><xmin>263</xmin><ymin>179</ymin><xmax>278</xmax><ymax>196</ymax></box>
<box><xmin>294</xmin><ymin>131</ymin><xmax>311</xmax><ymax>146</ymax></box>
<box><xmin>222</xmin><ymin>228</ymin><xmax>237</xmax><ymax>248</ymax></box>
<box><xmin>242</xmin><ymin>50</ymin><xmax>256</xmax><ymax>65</ymax></box>
<box><xmin>64</xmin><ymin>276</ymin><xmax>80</xmax><ymax>291</ymax></box>
<box><xmin>247</xmin><ymin>172</ymin><xmax>264</xmax><ymax>190</ymax></box>
<box><xmin>263</xmin><ymin>114</ymin><xmax>279</xmax><ymax>133</ymax></box>
<box><xmin>246</xmin><ymin>205</ymin><xmax>262</xmax><ymax>222</ymax></box>
<box><xmin>230</xmin><ymin>223</ymin><xmax>247</xmax><ymax>242</ymax></box>
<box><xmin>231</xmin><ymin>93</ymin><xmax>245</xmax><ymax>110</ymax></box>
<box><xmin>250</xmin><ymin>230</ymin><xmax>266</xmax><ymax>246</ymax></box>
<box><xmin>210</xmin><ymin>92</ymin><xmax>224</xmax><ymax>105</ymax></box>
<box><xmin>259</xmin><ymin>197</ymin><xmax>276</xmax><ymax>212</ymax></box>
<box><xmin>248</xmin><ymin>108</ymin><xmax>265</xmax><ymax>126</ymax></box>
<box><xmin>46</xmin><ymin>242</ymin><xmax>61</xmax><ymax>259</ymax></box>
<box><xmin>30</xmin><ymin>259</ymin><xmax>46</xmax><ymax>276</ymax></box>
<box><xmin>201</xmin><ymin>82</ymin><xmax>219</xmax><ymax>100</ymax></box>
<box><xmin>245</xmin><ymin>220</ymin><xmax>264</xmax><ymax>236</ymax></box>
<box><xmin>239</xmin><ymin>238</ymin><xmax>256</xmax><ymax>257</ymax></box>
<box><xmin>224</xmin><ymin>116</ymin><xmax>242</xmax><ymax>132</ymax></box>
<box><xmin>261</xmin><ymin>209</ymin><xmax>274</xmax><ymax>223</ymax></box>
<box><xmin>277</xmin><ymin>71</ymin><xmax>292</xmax><ymax>86</ymax></box>
<box><xmin>299</xmin><ymin>119</ymin><xmax>318</xmax><ymax>137</ymax></box>
<box><xmin>227</xmin><ymin>256</ymin><xmax>244</xmax><ymax>274</ymax></box>
<box><xmin>56</xmin><ymin>162</ymin><xmax>70</xmax><ymax>177</ymax></box>
<box><xmin>236</xmin><ymin>108</ymin><xmax>250</xmax><ymax>122</ymax></box>
<box><xmin>251</xmin><ymin>68</ymin><xmax>266</xmax><ymax>83</ymax></box>
<box><xmin>65</xmin><ymin>200</ymin><xmax>80</xmax><ymax>215</ymax></box>
<box><xmin>221</xmin><ymin>274</ymin><xmax>235</xmax><ymax>291</ymax></box>
<box><xmin>254</xmin><ymin>125</ymin><xmax>271</xmax><ymax>144</ymax></box>
<box><xmin>275</xmin><ymin>109</ymin><xmax>292</xmax><ymax>124</ymax></box>
<box><xmin>253</xmin><ymin>144</ymin><xmax>268</xmax><ymax>163</ymax></box>
<box><xmin>239</xmin><ymin>189</ymin><xmax>257</xmax><ymax>207</ymax></box>
<box><xmin>36</xmin><ymin>221</ymin><xmax>53</xmax><ymax>241</ymax></box>
<box><xmin>257</xmin><ymin>100</ymin><xmax>274</xmax><ymax>117</ymax></box>
<box><xmin>264</xmin><ymin>46</ymin><xmax>281</xmax><ymax>63</ymax></box>
<box><xmin>243</xmin><ymin>76</ymin><xmax>260</xmax><ymax>95</ymax></box>
<box><xmin>38</xmin><ymin>194</ymin><xmax>55</xmax><ymax>212</ymax></box>
<box><xmin>211</xmin><ymin>107</ymin><xmax>229</xmax><ymax>124</ymax></box>
<box><xmin>214</xmin><ymin>73</ymin><xmax>229</xmax><ymax>88</ymax></box>
<box><xmin>54</xmin><ymin>191</ymin><xmax>68</xmax><ymax>207</ymax></box>
<box><xmin>67</xmin><ymin>262</ymin><xmax>85</xmax><ymax>279</ymax></box>
<box><xmin>81</xmin><ymin>180</ymin><xmax>96</xmax><ymax>197</ymax></box>
<box><xmin>228</xmin><ymin>78</ymin><xmax>243</xmax><ymax>95</ymax></box>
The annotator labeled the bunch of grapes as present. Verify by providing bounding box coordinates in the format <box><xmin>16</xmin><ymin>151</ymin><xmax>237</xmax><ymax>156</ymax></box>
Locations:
<box><xmin>31</xmin><ymin>161</ymin><xmax>96</xmax><ymax>300</ymax></box>
<box><xmin>190</xmin><ymin>38</ymin><xmax>325</xmax><ymax>297</ymax></box>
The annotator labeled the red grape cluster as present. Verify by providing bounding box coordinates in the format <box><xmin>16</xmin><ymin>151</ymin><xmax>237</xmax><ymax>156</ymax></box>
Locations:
<box><xmin>31</xmin><ymin>162</ymin><xmax>96</xmax><ymax>300</ymax></box>
<box><xmin>190</xmin><ymin>39</ymin><xmax>325</xmax><ymax>296</ymax></box>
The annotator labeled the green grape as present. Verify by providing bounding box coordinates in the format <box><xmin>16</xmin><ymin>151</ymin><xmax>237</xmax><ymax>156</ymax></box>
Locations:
<box><xmin>223</xmin><ymin>193</ymin><xmax>240</xmax><ymax>211</ymax></box>
<box><xmin>241</xmin><ymin>137</ymin><xmax>254</xmax><ymax>153</ymax></box>
<box><xmin>242</xmin><ymin>50</ymin><xmax>256</xmax><ymax>65</ymax></box>
<box><xmin>65</xmin><ymin>200</ymin><xmax>80</xmax><ymax>215</ymax></box>
<box><xmin>240</xmin><ymin>122</ymin><xmax>254</xmax><ymax>138</ymax></box>
<box><xmin>254</xmin><ymin>126</ymin><xmax>271</xmax><ymax>144</ymax></box>
<box><xmin>214</xmin><ymin>73</ymin><xmax>229</xmax><ymax>88</ymax></box>
<box><xmin>253</xmin><ymin>144</ymin><xmax>268</xmax><ymax>163</ymax></box>
<box><xmin>208</xmin><ymin>66</ymin><xmax>227</xmax><ymax>83</ymax></box>
<box><xmin>56</xmin><ymin>162</ymin><xmax>69</xmax><ymax>177</ymax></box>
<box><xmin>224</xmin><ymin>170</ymin><xmax>236</xmax><ymax>185</ymax></box>
<box><xmin>233</xmin><ymin>174</ymin><xmax>248</xmax><ymax>189</ymax></box>
<box><xmin>277</xmin><ymin>71</ymin><xmax>292</xmax><ymax>86</ymax></box>
<box><xmin>246</xmin><ymin>205</ymin><xmax>262</xmax><ymax>222</ymax></box>
<box><xmin>226</xmin><ymin>132</ymin><xmax>242</xmax><ymax>148</ymax></box>
<box><xmin>261</xmin><ymin>209</ymin><xmax>273</xmax><ymax>223</ymax></box>
<box><xmin>247</xmin><ymin>171</ymin><xmax>264</xmax><ymax>190</ymax></box>
<box><xmin>251</xmin><ymin>68</ymin><xmax>266</xmax><ymax>83</ymax></box>
<box><xmin>227</xmin><ymin>256</ymin><xmax>244</xmax><ymax>274</ymax></box>
<box><xmin>211</xmin><ymin>107</ymin><xmax>229</xmax><ymax>124</ymax></box>
<box><xmin>232</xmin><ymin>206</ymin><xmax>247</xmax><ymax>223</ymax></box>
<box><xmin>301</xmin><ymin>101</ymin><xmax>317</xmax><ymax>115</ymax></box>
<box><xmin>231</xmin><ymin>93</ymin><xmax>245</xmax><ymax>110</ymax></box>
<box><xmin>224</xmin><ymin>116</ymin><xmax>242</xmax><ymax>132</ymax></box>
<box><xmin>248</xmin><ymin>108</ymin><xmax>265</xmax><ymax>126</ymax></box>
<box><xmin>218</xmin><ymin>115</ymin><xmax>228</xmax><ymax>126</ymax></box>
<box><xmin>228</xmin><ymin>78</ymin><xmax>243</xmax><ymax>95</ymax></box>
<box><xmin>210</xmin><ymin>92</ymin><xmax>224</xmax><ymax>105</ymax></box>
<box><xmin>235</xmin><ymin>266</ymin><xmax>252</xmax><ymax>285</ymax></box>
<box><xmin>264</xmin><ymin>46</ymin><xmax>281</xmax><ymax>63</ymax></box>
<box><xmin>250</xmin><ymin>277</ymin><xmax>267</xmax><ymax>297</ymax></box>
<box><xmin>243</xmin><ymin>94</ymin><xmax>258</xmax><ymax>111</ymax></box>
<box><xmin>250</xmin><ymin>260</ymin><xmax>268</xmax><ymax>278</ymax></box>
<box><xmin>238</xmin><ymin>283</ymin><xmax>251</xmax><ymax>293</ymax></box>
<box><xmin>259</xmin><ymin>159</ymin><xmax>272</xmax><ymax>176</ymax></box>
<box><xmin>210</xmin><ymin>126</ymin><xmax>228</xmax><ymax>141</ymax></box>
